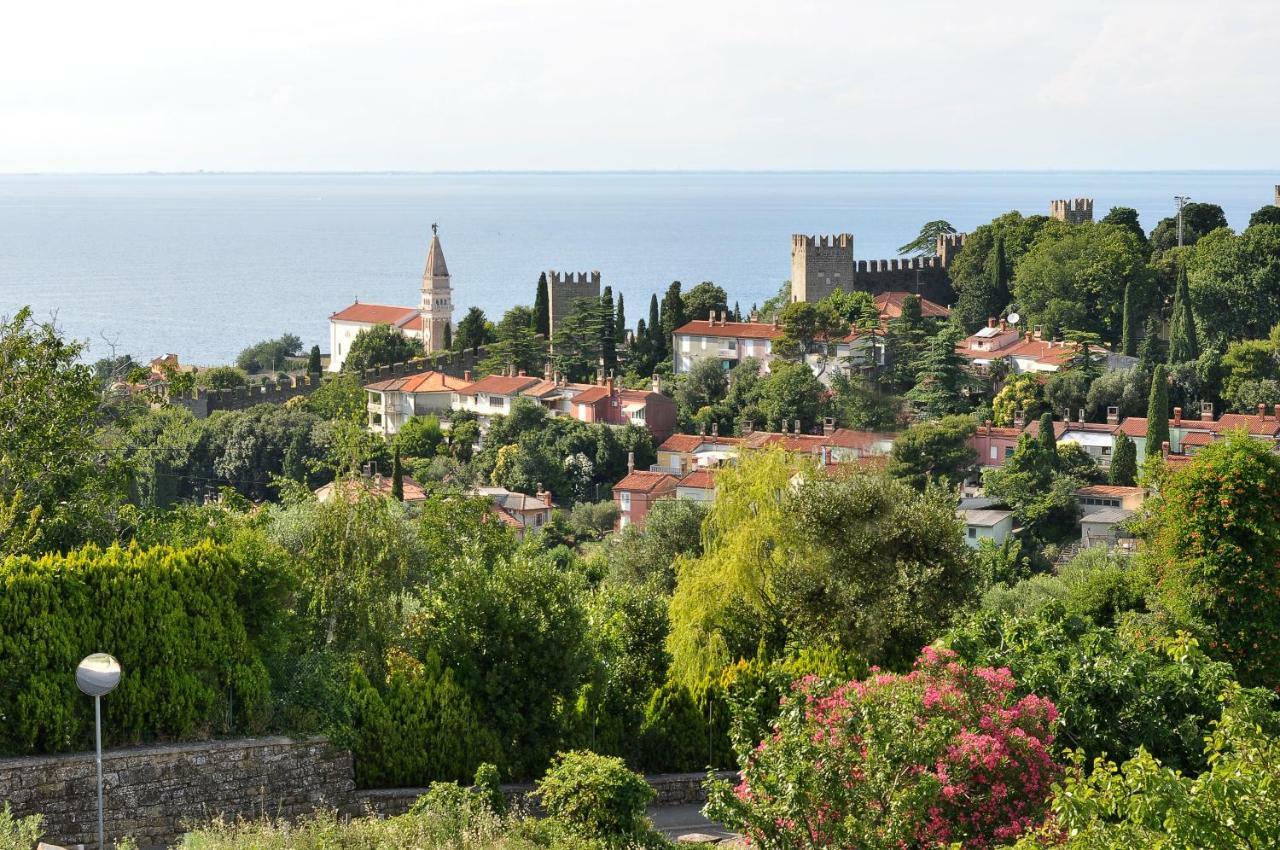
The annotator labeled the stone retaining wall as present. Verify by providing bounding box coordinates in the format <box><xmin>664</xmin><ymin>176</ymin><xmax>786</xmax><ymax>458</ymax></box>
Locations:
<box><xmin>0</xmin><ymin>737</ymin><xmax>352</xmax><ymax>849</ymax></box>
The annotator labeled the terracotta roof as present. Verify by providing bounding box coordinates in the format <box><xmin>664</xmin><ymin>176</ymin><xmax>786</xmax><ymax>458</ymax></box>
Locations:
<box><xmin>1024</xmin><ymin>419</ymin><xmax>1119</xmax><ymax>439</ymax></box>
<box><xmin>678</xmin><ymin>469</ymin><xmax>717</xmax><ymax>490</ymax></box>
<box><xmin>1076</xmin><ymin>484</ymin><xmax>1145</xmax><ymax>498</ymax></box>
<box><xmin>973</xmin><ymin>424</ymin><xmax>1025</xmax><ymax>438</ymax></box>
<box><xmin>822</xmin><ymin>428</ymin><xmax>895</xmax><ymax>450</ymax></box>
<box><xmin>618</xmin><ymin>388</ymin><xmax>669</xmax><ymax>404</ymax></box>
<box><xmin>365</xmin><ymin>371</ymin><xmax>469</xmax><ymax>393</ymax></box>
<box><xmin>457</xmin><ymin>374</ymin><xmax>541</xmax><ymax>396</ymax></box>
<box><xmin>330</xmin><ymin>302</ymin><xmax>420</xmax><ymax>325</ymax></box>
<box><xmin>1116</xmin><ymin>417</ymin><xmax>1148</xmax><ymax>437</ymax></box>
<box><xmin>1214</xmin><ymin>413</ymin><xmax>1280</xmax><ymax>436</ymax></box>
<box><xmin>423</xmin><ymin>233</ymin><xmax>449</xmax><ymax>278</ymax></box>
<box><xmin>315</xmin><ymin>474</ymin><xmax>427</xmax><ymax>503</ymax></box>
<box><xmin>658</xmin><ymin>434</ymin><xmax>744</xmax><ymax>452</ymax></box>
<box><xmin>1180</xmin><ymin>430</ymin><xmax>1216</xmax><ymax>446</ymax></box>
<box><xmin>571</xmin><ymin>386</ymin><xmax>612</xmax><ymax>404</ymax></box>
<box><xmin>491</xmin><ymin>506</ymin><xmax>524</xmax><ymax>528</ymax></box>
<box><xmin>957</xmin><ymin>335</ymin><xmax>1110</xmax><ymax>369</ymax></box>
<box><xmin>1115</xmin><ymin>413</ymin><xmax>1280</xmax><ymax>439</ymax></box>
<box><xmin>614</xmin><ymin>470</ymin><xmax>681</xmax><ymax>493</ymax></box>
<box><xmin>874</xmin><ymin>291</ymin><xmax>951</xmax><ymax>320</ymax></box>
<box><xmin>674</xmin><ymin>319</ymin><xmax>783</xmax><ymax>340</ymax></box>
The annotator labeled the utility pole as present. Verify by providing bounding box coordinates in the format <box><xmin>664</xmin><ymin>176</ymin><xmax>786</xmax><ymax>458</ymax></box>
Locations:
<box><xmin>1174</xmin><ymin>195</ymin><xmax>1191</xmax><ymax>247</ymax></box>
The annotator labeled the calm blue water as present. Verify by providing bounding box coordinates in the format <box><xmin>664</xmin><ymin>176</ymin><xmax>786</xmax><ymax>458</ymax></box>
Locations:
<box><xmin>0</xmin><ymin>172</ymin><xmax>1275</xmax><ymax>364</ymax></box>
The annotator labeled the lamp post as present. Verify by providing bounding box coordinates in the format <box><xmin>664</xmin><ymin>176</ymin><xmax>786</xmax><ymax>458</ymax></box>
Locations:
<box><xmin>1174</xmin><ymin>195</ymin><xmax>1191</xmax><ymax>247</ymax></box>
<box><xmin>76</xmin><ymin>653</ymin><xmax>121</xmax><ymax>850</ymax></box>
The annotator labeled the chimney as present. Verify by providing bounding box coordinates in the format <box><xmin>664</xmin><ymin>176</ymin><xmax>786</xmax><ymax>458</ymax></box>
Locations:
<box><xmin>1033</xmin><ymin>325</ymin><xmax>1043</xmax><ymax>339</ymax></box>
<box><xmin>780</xmin><ymin>420</ymin><xmax>788</xmax><ymax>434</ymax></box>
<box><xmin>1064</xmin><ymin>408</ymin><xmax>1071</xmax><ymax>423</ymax></box>
<box><xmin>1161</xmin><ymin>440</ymin><xmax>1171</xmax><ymax>458</ymax></box>
<box><xmin>823</xmin><ymin>416</ymin><xmax>835</xmax><ymax>436</ymax></box>
<box><xmin>606</xmin><ymin>376</ymin><xmax>614</xmax><ymax>397</ymax></box>
<box><xmin>709</xmin><ymin>309</ymin><xmax>715</xmax><ymax>323</ymax></box>
<box><xmin>652</xmin><ymin>373</ymin><xmax>662</xmax><ymax>394</ymax></box>
<box><xmin>463</xmin><ymin>370</ymin><xmax>472</xmax><ymax>382</ymax></box>
<box><xmin>1025</xmin><ymin>331</ymin><xmax>1034</xmax><ymax>343</ymax></box>
<box><xmin>518</xmin><ymin>369</ymin><xmax>526</xmax><ymax>377</ymax></box>
<box><xmin>1078</xmin><ymin>408</ymin><xmax>1085</xmax><ymax>424</ymax></box>
<box><xmin>627</xmin><ymin>451</ymin><xmax>634</xmax><ymax>473</ymax></box>
<box><xmin>711</xmin><ymin>422</ymin><xmax>719</xmax><ymax>438</ymax></box>
<box><xmin>999</xmin><ymin>319</ymin><xmax>1007</xmax><ymax>331</ymax></box>
<box><xmin>1014</xmin><ymin>409</ymin><xmax>1025</xmax><ymax>429</ymax></box>
<box><xmin>984</xmin><ymin>418</ymin><xmax>993</xmax><ymax>434</ymax></box>
<box><xmin>1260</xmin><ymin>403</ymin><xmax>1268</xmax><ymax>419</ymax></box>
<box><xmin>537</xmin><ymin>483</ymin><xmax>553</xmax><ymax>507</ymax></box>
<box><xmin>988</xmin><ymin>317</ymin><xmax>997</xmax><ymax>329</ymax></box>
<box><xmin>1173</xmin><ymin>406</ymin><xmax>1182</xmax><ymax>426</ymax></box>
<box><xmin>1200</xmin><ymin>402</ymin><xmax>1213</xmax><ymax>422</ymax></box>
<box><xmin>744</xmin><ymin>419</ymin><xmax>755</xmax><ymax>434</ymax></box>
<box><xmin>1106</xmin><ymin>406</ymin><xmax>1119</xmax><ymax>425</ymax></box>
<box><xmin>699</xmin><ymin>421</ymin><xmax>707</xmax><ymax>436</ymax></box>
<box><xmin>794</xmin><ymin>418</ymin><xmax>802</xmax><ymax>434</ymax></box>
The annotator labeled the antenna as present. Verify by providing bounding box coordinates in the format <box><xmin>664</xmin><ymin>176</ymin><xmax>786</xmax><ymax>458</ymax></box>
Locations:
<box><xmin>1007</xmin><ymin>312</ymin><xmax>1021</xmax><ymax>325</ymax></box>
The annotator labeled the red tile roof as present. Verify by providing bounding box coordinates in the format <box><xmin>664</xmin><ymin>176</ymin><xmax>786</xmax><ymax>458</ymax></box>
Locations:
<box><xmin>330</xmin><ymin>302</ymin><xmax>420</xmax><ymax>325</ymax></box>
<box><xmin>674</xmin><ymin>319</ymin><xmax>783</xmax><ymax>340</ymax></box>
<box><xmin>1180</xmin><ymin>430</ymin><xmax>1216</xmax><ymax>446</ymax></box>
<box><xmin>678</xmin><ymin>469</ymin><xmax>717</xmax><ymax>490</ymax></box>
<box><xmin>874</xmin><ymin>291</ymin><xmax>951</xmax><ymax>319</ymax></box>
<box><xmin>1215</xmin><ymin>413</ymin><xmax>1280</xmax><ymax>436</ymax></box>
<box><xmin>1076</xmin><ymin>484</ymin><xmax>1146</xmax><ymax>498</ymax></box>
<box><xmin>1115</xmin><ymin>413</ymin><xmax>1280</xmax><ymax>439</ymax></box>
<box><xmin>364</xmin><ymin>371</ymin><xmax>470</xmax><ymax>393</ymax></box>
<box><xmin>457</xmin><ymin>374</ymin><xmax>541</xmax><ymax>396</ymax></box>
<box><xmin>1024</xmin><ymin>419</ymin><xmax>1119</xmax><ymax>438</ymax></box>
<box><xmin>658</xmin><ymin>434</ymin><xmax>744</xmax><ymax>452</ymax></box>
<box><xmin>614</xmin><ymin>470</ymin><xmax>681</xmax><ymax>493</ymax></box>
<box><xmin>571</xmin><ymin>386</ymin><xmax>611</xmax><ymax>404</ymax></box>
<box><xmin>974</xmin><ymin>424</ymin><xmax>1025</xmax><ymax>438</ymax></box>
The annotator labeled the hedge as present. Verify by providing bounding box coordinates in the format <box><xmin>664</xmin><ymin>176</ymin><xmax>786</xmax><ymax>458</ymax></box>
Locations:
<box><xmin>0</xmin><ymin>542</ymin><xmax>271</xmax><ymax>755</ymax></box>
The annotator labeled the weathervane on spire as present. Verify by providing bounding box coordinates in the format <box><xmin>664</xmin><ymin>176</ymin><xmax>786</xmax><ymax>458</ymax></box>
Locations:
<box><xmin>432</xmin><ymin>222</ymin><xmax>438</xmax><ymax>236</ymax></box>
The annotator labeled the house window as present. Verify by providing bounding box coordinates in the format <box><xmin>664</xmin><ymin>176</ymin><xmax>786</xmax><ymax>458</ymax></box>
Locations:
<box><xmin>700</xmin><ymin>336</ymin><xmax>708</xmax><ymax>350</ymax></box>
<box><xmin>968</xmin><ymin>527</ymin><xmax>977</xmax><ymax>539</ymax></box>
<box><xmin>578</xmin><ymin>403</ymin><xmax>588</xmax><ymax>418</ymax></box>
<box><xmin>1004</xmin><ymin>447</ymin><xmax>1015</xmax><ymax>458</ymax></box>
<box><xmin>494</xmin><ymin>396</ymin><xmax>506</xmax><ymax>409</ymax></box>
<box><xmin>990</xmin><ymin>446</ymin><xmax>998</xmax><ymax>460</ymax></box>
<box><xmin>478</xmin><ymin>392</ymin><xmax>488</xmax><ymax>406</ymax></box>
<box><xmin>619</xmin><ymin>492</ymin><xmax>632</xmax><ymax>513</ymax></box>
<box><xmin>681</xmin><ymin>336</ymin><xmax>690</xmax><ymax>353</ymax></box>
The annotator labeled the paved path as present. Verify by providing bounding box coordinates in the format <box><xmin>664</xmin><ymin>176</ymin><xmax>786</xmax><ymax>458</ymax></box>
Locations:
<box><xmin>648</xmin><ymin>803</ymin><xmax>737</xmax><ymax>840</ymax></box>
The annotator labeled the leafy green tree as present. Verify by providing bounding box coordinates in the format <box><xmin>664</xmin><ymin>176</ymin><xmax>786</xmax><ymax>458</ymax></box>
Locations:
<box><xmin>822</xmin><ymin>289</ymin><xmax>880</xmax><ymax>329</ymax></box>
<box><xmin>195</xmin><ymin>365</ymin><xmax>250</xmax><ymax>389</ymax></box>
<box><xmin>533</xmin><ymin>272</ymin><xmax>550</xmax><ymax>337</ymax></box>
<box><xmin>551</xmin><ymin>296</ymin><xmax>605</xmax><ymax>383</ymax></box>
<box><xmin>906</xmin><ymin>326</ymin><xmax>972</xmax><ymax>417</ymax></box>
<box><xmin>343</xmin><ymin>324</ymin><xmax>424</xmax><ymax>372</ymax></box>
<box><xmin>1137</xmin><ymin>313</ymin><xmax>1162</xmax><ymax>372</ymax></box>
<box><xmin>1166</xmin><ymin>260</ymin><xmax>1198</xmax><ymax>364</ymax></box>
<box><xmin>774</xmin><ymin>299</ymin><xmax>849</xmax><ymax>361</ymax></box>
<box><xmin>395</xmin><ymin>415</ymin><xmax>445</xmax><ymax>459</ymax></box>
<box><xmin>1037</xmin><ymin>411</ymin><xmax>1057</xmax><ymax>458</ymax></box>
<box><xmin>1221</xmin><ymin>338</ymin><xmax>1279</xmax><ymax>411</ymax></box>
<box><xmin>599</xmin><ymin>499</ymin><xmax>708</xmax><ymax>591</ymax></box>
<box><xmin>755</xmin><ymin>360</ymin><xmax>827</xmax><ymax>432</ymax></box>
<box><xmin>647</xmin><ymin>294</ymin><xmax>664</xmax><ymax>361</ymax></box>
<box><xmin>1109</xmin><ymin>431</ymin><xmax>1137</xmax><ymax>485</ymax></box>
<box><xmin>659</xmin><ymin>282</ymin><xmax>686</xmax><ymax>354</ymax></box>
<box><xmin>674</xmin><ymin>356</ymin><xmax>728</xmax><ymax>422</ymax></box>
<box><xmin>887</xmin><ymin>415</ymin><xmax>977</xmax><ymax>491</ymax></box>
<box><xmin>306</xmin><ymin>372</ymin><xmax>365</xmax><ymax>423</ymax></box>
<box><xmin>391</xmin><ymin>446</ymin><xmax>404</xmax><ymax>501</ymax></box>
<box><xmin>1146</xmin><ymin>364</ymin><xmax>1170</xmax><ymax>455</ymax></box>
<box><xmin>1186</xmin><ymin>224</ymin><xmax>1280</xmax><ymax>348</ymax></box>
<box><xmin>992</xmin><ymin>373</ymin><xmax>1046</xmax><ymax>427</ymax></box>
<box><xmin>983</xmin><ymin>434</ymin><xmax>1081</xmax><ymax>544</ymax></box>
<box><xmin>1149</xmin><ymin>201</ymin><xmax>1228</xmax><ymax>253</ymax></box>
<box><xmin>452</xmin><ymin>306</ymin><xmax>493</xmax><ymax>352</ymax></box>
<box><xmin>479</xmin><ymin>306</ymin><xmax>544</xmax><ymax>377</ymax></box>
<box><xmin>307</xmin><ymin>344</ymin><xmax>322</xmax><ymax>374</ymax></box>
<box><xmin>897</xmin><ymin>219</ymin><xmax>956</xmax><ymax>256</ymax></box>
<box><xmin>1100</xmin><ymin>206</ymin><xmax>1150</xmax><ymax>255</ymax></box>
<box><xmin>1014</xmin><ymin>221</ymin><xmax>1151</xmax><ymax>344</ymax></box>
<box><xmin>829</xmin><ymin>371</ymin><xmax>901</xmax><ymax>431</ymax></box>
<box><xmin>1148</xmin><ymin>434</ymin><xmax>1280</xmax><ymax>687</ymax></box>
<box><xmin>1248</xmin><ymin>204</ymin><xmax>1280</xmax><ymax>229</ymax></box>
<box><xmin>881</xmin><ymin>293</ymin><xmax>931</xmax><ymax>391</ymax></box>
<box><xmin>0</xmin><ymin>308</ymin><xmax>116</xmax><ymax>556</ymax></box>
<box><xmin>236</xmin><ymin>333</ymin><xmax>303</xmax><ymax>374</ymax></box>
<box><xmin>949</xmin><ymin>211</ymin><xmax>1048</xmax><ymax>331</ymax></box>
<box><xmin>682</xmin><ymin>281</ymin><xmax>729</xmax><ymax>322</ymax></box>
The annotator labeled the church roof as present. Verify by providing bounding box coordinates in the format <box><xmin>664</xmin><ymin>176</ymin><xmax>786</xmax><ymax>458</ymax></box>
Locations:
<box><xmin>424</xmin><ymin>234</ymin><xmax>449</xmax><ymax>279</ymax></box>
<box><xmin>330</xmin><ymin>302</ymin><xmax>420</xmax><ymax>325</ymax></box>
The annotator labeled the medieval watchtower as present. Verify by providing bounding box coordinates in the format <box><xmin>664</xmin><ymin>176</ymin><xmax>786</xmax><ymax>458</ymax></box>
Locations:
<box><xmin>1050</xmin><ymin>198</ymin><xmax>1094</xmax><ymax>224</ymax></box>
<box><xmin>791</xmin><ymin>234</ymin><xmax>854</xmax><ymax>303</ymax></box>
<box><xmin>547</xmin><ymin>271</ymin><xmax>602</xmax><ymax>338</ymax></box>
<box><xmin>420</xmin><ymin>225</ymin><xmax>453</xmax><ymax>352</ymax></box>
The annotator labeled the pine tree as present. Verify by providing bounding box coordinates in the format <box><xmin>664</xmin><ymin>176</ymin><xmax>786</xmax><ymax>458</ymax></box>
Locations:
<box><xmin>989</xmin><ymin>234</ymin><xmax>1008</xmax><ymax>305</ymax></box>
<box><xmin>648</xmin><ymin>294</ymin><xmax>664</xmax><ymax>360</ymax></box>
<box><xmin>533</xmin><ymin>272</ymin><xmax>550</xmax><ymax>338</ymax></box>
<box><xmin>614</xmin><ymin>293</ymin><xmax>626</xmax><ymax>344</ymax></box>
<box><xmin>1120</xmin><ymin>279</ymin><xmax>1140</xmax><ymax>357</ymax></box>
<box><xmin>1147</xmin><ymin>364</ymin><xmax>1170</xmax><ymax>456</ymax></box>
<box><xmin>391</xmin><ymin>445</ymin><xmax>404</xmax><ymax>501</ymax></box>
<box><xmin>1037</xmin><ymin>412</ymin><xmax>1057</xmax><ymax>465</ymax></box>
<box><xmin>1167</xmin><ymin>260</ymin><xmax>1198</xmax><ymax>364</ymax></box>
<box><xmin>1109</xmin><ymin>431</ymin><xmax>1137</xmax><ymax>485</ymax></box>
<box><xmin>660</xmin><ymin>281</ymin><xmax>685</xmax><ymax>346</ymax></box>
<box><xmin>307</xmin><ymin>344</ymin><xmax>322</xmax><ymax>374</ymax></box>
<box><xmin>600</xmin><ymin>287</ymin><xmax>617</xmax><ymax>375</ymax></box>
<box><xmin>904</xmin><ymin>327</ymin><xmax>970</xmax><ymax>418</ymax></box>
<box><xmin>733</xmin><ymin>301</ymin><xmax>742</xmax><ymax>322</ymax></box>
<box><xmin>1138</xmin><ymin>313</ymin><xmax>1162</xmax><ymax>372</ymax></box>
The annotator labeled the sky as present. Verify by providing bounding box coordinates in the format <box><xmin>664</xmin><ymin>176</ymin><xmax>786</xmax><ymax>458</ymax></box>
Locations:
<box><xmin>3</xmin><ymin>0</ymin><xmax>1277</xmax><ymax>173</ymax></box>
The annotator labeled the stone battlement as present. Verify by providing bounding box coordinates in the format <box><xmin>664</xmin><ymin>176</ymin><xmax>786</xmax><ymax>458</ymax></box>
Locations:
<box><xmin>792</xmin><ymin>230</ymin><xmax>961</xmax><ymax>306</ymax></box>
<box><xmin>792</xmin><ymin>234</ymin><xmax>854</xmax><ymax>249</ymax></box>
<box><xmin>547</xmin><ymin>271</ymin><xmax>602</xmax><ymax>286</ymax></box>
<box><xmin>547</xmin><ymin>270</ymin><xmax>602</xmax><ymax>338</ymax></box>
<box><xmin>1050</xmin><ymin>198</ymin><xmax>1094</xmax><ymax>224</ymax></box>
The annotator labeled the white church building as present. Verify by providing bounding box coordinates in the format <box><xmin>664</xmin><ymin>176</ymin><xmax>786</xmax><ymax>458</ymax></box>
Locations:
<box><xmin>327</xmin><ymin>225</ymin><xmax>454</xmax><ymax>372</ymax></box>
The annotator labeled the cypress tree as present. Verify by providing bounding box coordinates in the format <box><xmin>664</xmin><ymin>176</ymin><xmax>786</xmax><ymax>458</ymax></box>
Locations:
<box><xmin>443</xmin><ymin>322</ymin><xmax>452</xmax><ymax>351</ymax></box>
<box><xmin>600</xmin><ymin>287</ymin><xmax>617</xmax><ymax>374</ymax></box>
<box><xmin>1109</xmin><ymin>431</ymin><xmax>1137</xmax><ymax>486</ymax></box>
<box><xmin>733</xmin><ymin>301</ymin><xmax>742</xmax><ymax>322</ymax></box>
<box><xmin>989</xmin><ymin>234</ymin><xmax>1008</xmax><ymax>303</ymax></box>
<box><xmin>1138</xmin><ymin>313</ymin><xmax>1161</xmax><ymax>372</ymax></box>
<box><xmin>1121</xmin><ymin>279</ymin><xmax>1140</xmax><ymax>357</ymax></box>
<box><xmin>660</xmin><ymin>281</ymin><xmax>685</xmax><ymax>344</ymax></box>
<box><xmin>307</xmin><ymin>344</ymin><xmax>322</xmax><ymax>374</ymax></box>
<box><xmin>533</xmin><ymin>272</ymin><xmax>550</xmax><ymax>338</ymax></box>
<box><xmin>391</xmin><ymin>446</ymin><xmax>404</xmax><ymax>501</ymax></box>
<box><xmin>648</xmin><ymin>293</ymin><xmax>664</xmax><ymax>359</ymax></box>
<box><xmin>1147</xmin><ymin>364</ymin><xmax>1170</xmax><ymax>457</ymax></box>
<box><xmin>1037</xmin><ymin>412</ymin><xmax>1057</xmax><ymax>465</ymax></box>
<box><xmin>1167</xmin><ymin>260</ymin><xmax>1198</xmax><ymax>364</ymax></box>
<box><xmin>615</xmin><ymin>293</ymin><xmax>626</xmax><ymax>344</ymax></box>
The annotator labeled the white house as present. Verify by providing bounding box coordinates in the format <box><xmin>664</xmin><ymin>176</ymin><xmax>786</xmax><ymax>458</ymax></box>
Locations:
<box><xmin>364</xmin><ymin>370</ymin><xmax>470</xmax><ymax>438</ymax></box>
<box><xmin>958</xmin><ymin>508</ymin><xmax>1016</xmax><ymax>548</ymax></box>
<box><xmin>672</xmin><ymin>313</ymin><xmax>781</xmax><ymax>375</ymax></box>
<box><xmin>328</xmin><ymin>226</ymin><xmax>454</xmax><ymax>371</ymax></box>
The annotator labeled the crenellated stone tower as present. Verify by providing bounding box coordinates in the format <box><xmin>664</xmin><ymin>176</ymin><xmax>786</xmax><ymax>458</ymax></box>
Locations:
<box><xmin>791</xmin><ymin>234</ymin><xmax>854</xmax><ymax>303</ymax></box>
<box><xmin>547</xmin><ymin>271</ymin><xmax>601</xmax><ymax>338</ymax></box>
<box><xmin>1050</xmin><ymin>198</ymin><xmax>1094</xmax><ymax>224</ymax></box>
<box><xmin>420</xmin><ymin>224</ymin><xmax>453</xmax><ymax>352</ymax></box>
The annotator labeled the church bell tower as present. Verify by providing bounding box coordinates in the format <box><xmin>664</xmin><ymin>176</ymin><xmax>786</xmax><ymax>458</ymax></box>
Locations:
<box><xmin>420</xmin><ymin>223</ymin><xmax>453</xmax><ymax>352</ymax></box>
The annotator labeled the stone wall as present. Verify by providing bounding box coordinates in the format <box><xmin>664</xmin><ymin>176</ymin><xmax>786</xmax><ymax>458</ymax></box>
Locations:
<box><xmin>790</xmin><ymin>234</ymin><xmax>855</xmax><ymax>303</ymax></box>
<box><xmin>791</xmin><ymin>233</ymin><xmax>958</xmax><ymax>306</ymax></box>
<box><xmin>547</xmin><ymin>271</ymin><xmax>602</xmax><ymax>339</ymax></box>
<box><xmin>0</xmin><ymin>737</ymin><xmax>352</xmax><ymax>849</ymax></box>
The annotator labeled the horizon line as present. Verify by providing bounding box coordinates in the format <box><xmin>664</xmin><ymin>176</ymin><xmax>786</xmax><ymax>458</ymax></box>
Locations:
<box><xmin>2</xmin><ymin>168</ymin><xmax>1278</xmax><ymax>178</ymax></box>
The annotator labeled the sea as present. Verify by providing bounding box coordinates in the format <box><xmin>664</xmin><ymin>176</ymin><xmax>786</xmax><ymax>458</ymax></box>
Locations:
<box><xmin>0</xmin><ymin>171</ymin><xmax>1275</xmax><ymax>365</ymax></box>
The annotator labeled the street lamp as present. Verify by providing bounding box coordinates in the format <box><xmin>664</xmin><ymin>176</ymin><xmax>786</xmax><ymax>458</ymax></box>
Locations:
<box><xmin>76</xmin><ymin>653</ymin><xmax>121</xmax><ymax>850</ymax></box>
<box><xmin>1174</xmin><ymin>195</ymin><xmax>1191</xmax><ymax>247</ymax></box>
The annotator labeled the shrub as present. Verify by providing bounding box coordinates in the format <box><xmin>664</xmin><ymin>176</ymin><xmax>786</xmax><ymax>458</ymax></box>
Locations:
<box><xmin>536</xmin><ymin>751</ymin><xmax>656</xmax><ymax>842</ymax></box>
<box><xmin>0</xmin><ymin>804</ymin><xmax>41</xmax><ymax>850</ymax></box>
<box><xmin>637</xmin><ymin>680</ymin><xmax>706</xmax><ymax>773</ymax></box>
<box><xmin>0</xmin><ymin>542</ymin><xmax>272</xmax><ymax>755</ymax></box>
<box><xmin>474</xmin><ymin>762</ymin><xmax>506</xmax><ymax>815</ymax></box>
<box><xmin>707</xmin><ymin>648</ymin><xmax>1060</xmax><ymax>849</ymax></box>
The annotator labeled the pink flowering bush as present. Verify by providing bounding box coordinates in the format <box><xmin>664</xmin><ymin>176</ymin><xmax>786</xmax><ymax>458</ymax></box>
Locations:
<box><xmin>706</xmin><ymin>647</ymin><xmax>1061</xmax><ymax>849</ymax></box>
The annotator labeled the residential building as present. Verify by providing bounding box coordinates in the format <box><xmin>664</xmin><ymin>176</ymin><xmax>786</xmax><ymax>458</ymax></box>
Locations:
<box><xmin>328</xmin><ymin>227</ymin><xmax>453</xmax><ymax>371</ymax></box>
<box><xmin>957</xmin><ymin>320</ymin><xmax>1136</xmax><ymax>375</ymax></box>
<box><xmin>314</xmin><ymin>474</ymin><xmax>428</xmax><ymax>504</ymax></box>
<box><xmin>467</xmin><ymin>486</ymin><xmax>554</xmax><ymax>540</ymax></box>
<box><xmin>1080</xmin><ymin>507</ymin><xmax>1136</xmax><ymax>546</ymax></box>
<box><xmin>674</xmin><ymin>468</ymin><xmax>718</xmax><ymax>503</ymax></box>
<box><xmin>612</xmin><ymin>466</ymin><xmax>680</xmax><ymax>530</ymax></box>
<box><xmin>562</xmin><ymin>377</ymin><xmax>678</xmax><ymax>444</ymax></box>
<box><xmin>970</xmin><ymin>420</ymin><xmax>1025</xmax><ymax>468</ymax></box>
<box><xmin>364</xmin><ymin>370</ymin><xmax>470</xmax><ymax>438</ymax></box>
<box><xmin>958</xmin><ymin>508</ymin><xmax>1016</xmax><ymax>548</ymax></box>
<box><xmin>1024</xmin><ymin>414</ymin><xmax>1124</xmax><ymax>466</ymax></box>
<box><xmin>672</xmin><ymin>313</ymin><xmax>782</xmax><ymax>375</ymax></box>
<box><xmin>655</xmin><ymin>433</ymin><xmax>743</xmax><ymax>475</ymax></box>
<box><xmin>740</xmin><ymin>420</ymin><xmax>896</xmax><ymax>465</ymax></box>
<box><xmin>1115</xmin><ymin>403</ymin><xmax>1280</xmax><ymax>463</ymax></box>
<box><xmin>450</xmin><ymin>372</ymin><xmax>542</xmax><ymax>426</ymax></box>
<box><xmin>1075</xmin><ymin>484</ymin><xmax>1146</xmax><ymax>515</ymax></box>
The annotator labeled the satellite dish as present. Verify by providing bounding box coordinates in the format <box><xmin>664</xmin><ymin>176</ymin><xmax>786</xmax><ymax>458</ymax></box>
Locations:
<box><xmin>1007</xmin><ymin>313</ymin><xmax>1021</xmax><ymax>325</ymax></box>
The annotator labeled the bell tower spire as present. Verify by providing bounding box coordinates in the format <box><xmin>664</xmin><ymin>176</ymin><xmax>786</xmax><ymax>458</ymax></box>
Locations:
<box><xmin>420</xmin><ymin>224</ymin><xmax>453</xmax><ymax>352</ymax></box>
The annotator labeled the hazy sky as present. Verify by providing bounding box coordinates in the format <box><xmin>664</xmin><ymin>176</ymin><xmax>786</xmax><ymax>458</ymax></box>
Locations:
<box><xmin>4</xmin><ymin>0</ymin><xmax>1277</xmax><ymax>172</ymax></box>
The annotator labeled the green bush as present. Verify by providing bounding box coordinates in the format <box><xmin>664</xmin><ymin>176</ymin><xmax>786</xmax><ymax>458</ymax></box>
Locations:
<box><xmin>0</xmin><ymin>542</ymin><xmax>272</xmax><ymax>755</ymax></box>
<box><xmin>536</xmin><ymin>751</ymin><xmax>656</xmax><ymax>842</ymax></box>
<box><xmin>638</xmin><ymin>680</ymin><xmax>706</xmax><ymax>773</ymax></box>
<box><xmin>0</xmin><ymin>804</ymin><xmax>42</xmax><ymax>850</ymax></box>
